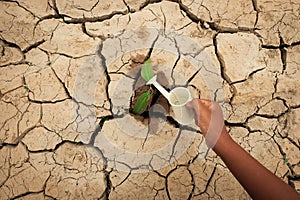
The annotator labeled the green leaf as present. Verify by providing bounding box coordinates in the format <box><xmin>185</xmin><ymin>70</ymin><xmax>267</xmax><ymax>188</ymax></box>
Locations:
<box><xmin>98</xmin><ymin>116</ymin><xmax>113</xmax><ymax>127</ymax></box>
<box><xmin>23</xmin><ymin>85</ymin><xmax>29</xmax><ymax>91</ymax></box>
<box><xmin>283</xmin><ymin>156</ymin><xmax>289</xmax><ymax>165</ymax></box>
<box><xmin>141</xmin><ymin>59</ymin><xmax>154</xmax><ymax>82</ymax></box>
<box><xmin>133</xmin><ymin>91</ymin><xmax>152</xmax><ymax>115</ymax></box>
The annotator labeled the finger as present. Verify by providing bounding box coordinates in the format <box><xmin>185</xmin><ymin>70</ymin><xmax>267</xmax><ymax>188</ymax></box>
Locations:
<box><xmin>199</xmin><ymin>99</ymin><xmax>213</xmax><ymax>106</ymax></box>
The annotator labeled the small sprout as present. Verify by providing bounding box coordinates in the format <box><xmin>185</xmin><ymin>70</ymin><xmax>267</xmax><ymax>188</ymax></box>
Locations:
<box><xmin>46</xmin><ymin>60</ymin><xmax>51</xmax><ymax>66</ymax></box>
<box><xmin>98</xmin><ymin>116</ymin><xmax>113</xmax><ymax>127</ymax></box>
<box><xmin>40</xmin><ymin>111</ymin><xmax>43</xmax><ymax>118</ymax></box>
<box><xmin>27</xmin><ymin>62</ymin><xmax>33</xmax><ymax>66</ymax></box>
<box><xmin>283</xmin><ymin>155</ymin><xmax>289</xmax><ymax>165</ymax></box>
<box><xmin>141</xmin><ymin>59</ymin><xmax>154</xmax><ymax>82</ymax></box>
<box><xmin>103</xmin><ymin>116</ymin><xmax>111</xmax><ymax>122</ymax></box>
<box><xmin>133</xmin><ymin>91</ymin><xmax>152</xmax><ymax>115</ymax></box>
<box><xmin>23</xmin><ymin>85</ymin><xmax>29</xmax><ymax>91</ymax></box>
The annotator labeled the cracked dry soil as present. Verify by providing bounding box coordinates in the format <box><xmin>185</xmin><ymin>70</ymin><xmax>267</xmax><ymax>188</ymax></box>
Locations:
<box><xmin>0</xmin><ymin>0</ymin><xmax>300</xmax><ymax>199</ymax></box>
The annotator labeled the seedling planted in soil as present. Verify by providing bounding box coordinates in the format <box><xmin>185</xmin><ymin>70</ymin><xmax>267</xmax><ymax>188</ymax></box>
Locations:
<box><xmin>132</xmin><ymin>59</ymin><xmax>155</xmax><ymax>115</ymax></box>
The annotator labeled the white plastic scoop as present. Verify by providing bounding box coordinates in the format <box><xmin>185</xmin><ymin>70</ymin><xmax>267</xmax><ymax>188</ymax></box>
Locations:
<box><xmin>146</xmin><ymin>75</ymin><xmax>194</xmax><ymax>125</ymax></box>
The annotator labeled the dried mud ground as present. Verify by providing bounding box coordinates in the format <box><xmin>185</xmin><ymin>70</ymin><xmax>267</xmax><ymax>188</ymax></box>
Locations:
<box><xmin>0</xmin><ymin>0</ymin><xmax>300</xmax><ymax>199</ymax></box>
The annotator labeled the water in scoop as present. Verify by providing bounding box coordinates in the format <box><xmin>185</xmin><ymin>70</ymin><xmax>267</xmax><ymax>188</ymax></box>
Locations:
<box><xmin>170</xmin><ymin>93</ymin><xmax>188</xmax><ymax>105</ymax></box>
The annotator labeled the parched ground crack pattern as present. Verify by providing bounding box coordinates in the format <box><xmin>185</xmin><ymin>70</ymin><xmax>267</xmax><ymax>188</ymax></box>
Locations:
<box><xmin>0</xmin><ymin>0</ymin><xmax>299</xmax><ymax>199</ymax></box>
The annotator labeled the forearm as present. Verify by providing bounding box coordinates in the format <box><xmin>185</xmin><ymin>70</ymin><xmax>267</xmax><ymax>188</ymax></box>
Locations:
<box><xmin>212</xmin><ymin>130</ymin><xmax>300</xmax><ymax>200</ymax></box>
<box><xmin>188</xmin><ymin>99</ymin><xmax>300</xmax><ymax>199</ymax></box>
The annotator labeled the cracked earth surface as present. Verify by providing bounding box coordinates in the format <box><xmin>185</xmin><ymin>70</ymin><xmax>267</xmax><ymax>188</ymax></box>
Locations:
<box><xmin>0</xmin><ymin>0</ymin><xmax>300</xmax><ymax>199</ymax></box>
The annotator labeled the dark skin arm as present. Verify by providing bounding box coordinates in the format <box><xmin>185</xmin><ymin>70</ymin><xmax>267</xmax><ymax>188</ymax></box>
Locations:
<box><xmin>187</xmin><ymin>99</ymin><xmax>300</xmax><ymax>200</ymax></box>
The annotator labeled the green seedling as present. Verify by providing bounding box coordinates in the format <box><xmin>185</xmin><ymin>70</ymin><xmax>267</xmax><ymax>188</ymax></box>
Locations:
<box><xmin>23</xmin><ymin>85</ymin><xmax>29</xmax><ymax>91</ymax></box>
<box><xmin>141</xmin><ymin>59</ymin><xmax>154</xmax><ymax>82</ymax></box>
<box><xmin>27</xmin><ymin>62</ymin><xmax>33</xmax><ymax>66</ymax></box>
<box><xmin>283</xmin><ymin>155</ymin><xmax>289</xmax><ymax>165</ymax></box>
<box><xmin>133</xmin><ymin>59</ymin><xmax>154</xmax><ymax>115</ymax></box>
<box><xmin>99</xmin><ymin>116</ymin><xmax>112</xmax><ymax>127</ymax></box>
<box><xmin>133</xmin><ymin>90</ymin><xmax>153</xmax><ymax>115</ymax></box>
<box><xmin>132</xmin><ymin>60</ymin><xmax>156</xmax><ymax>115</ymax></box>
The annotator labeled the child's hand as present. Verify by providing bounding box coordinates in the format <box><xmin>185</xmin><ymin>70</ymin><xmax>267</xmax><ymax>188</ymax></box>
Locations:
<box><xmin>188</xmin><ymin>99</ymin><xmax>300</xmax><ymax>200</ymax></box>
<box><xmin>187</xmin><ymin>99</ymin><xmax>228</xmax><ymax>148</ymax></box>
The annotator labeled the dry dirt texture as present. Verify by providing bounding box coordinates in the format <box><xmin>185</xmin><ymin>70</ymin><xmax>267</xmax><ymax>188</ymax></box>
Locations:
<box><xmin>0</xmin><ymin>0</ymin><xmax>300</xmax><ymax>199</ymax></box>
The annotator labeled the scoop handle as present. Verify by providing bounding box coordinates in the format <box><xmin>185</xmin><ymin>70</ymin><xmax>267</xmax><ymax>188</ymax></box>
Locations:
<box><xmin>153</xmin><ymin>81</ymin><xmax>170</xmax><ymax>101</ymax></box>
<box><xmin>146</xmin><ymin>75</ymin><xmax>170</xmax><ymax>101</ymax></box>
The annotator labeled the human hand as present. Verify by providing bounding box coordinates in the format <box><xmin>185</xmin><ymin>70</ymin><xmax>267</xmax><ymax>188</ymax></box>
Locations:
<box><xmin>187</xmin><ymin>99</ymin><xmax>229</xmax><ymax>148</ymax></box>
<box><xmin>187</xmin><ymin>100</ymin><xmax>300</xmax><ymax>200</ymax></box>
